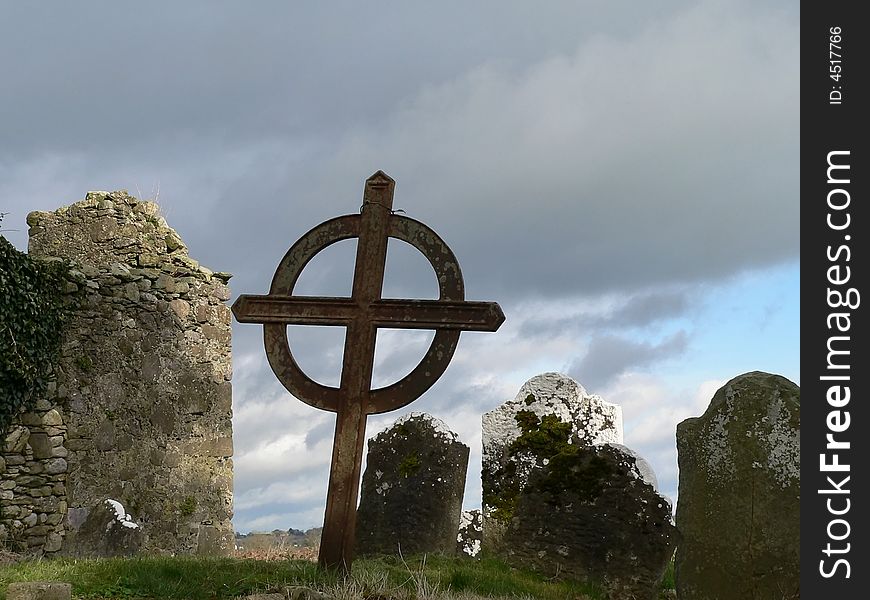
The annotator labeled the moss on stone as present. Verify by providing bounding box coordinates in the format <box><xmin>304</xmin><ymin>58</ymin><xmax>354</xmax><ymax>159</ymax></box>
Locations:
<box><xmin>391</xmin><ymin>422</ymin><xmax>411</xmax><ymax>438</ymax></box>
<box><xmin>398</xmin><ymin>452</ymin><xmax>421</xmax><ymax>478</ymax></box>
<box><xmin>484</xmin><ymin>410</ymin><xmax>574</xmax><ymax>523</ymax></box>
<box><xmin>530</xmin><ymin>446</ymin><xmax>611</xmax><ymax>503</ymax></box>
<box><xmin>179</xmin><ymin>496</ymin><xmax>197</xmax><ymax>516</ymax></box>
<box><xmin>509</xmin><ymin>410</ymin><xmax>572</xmax><ymax>458</ymax></box>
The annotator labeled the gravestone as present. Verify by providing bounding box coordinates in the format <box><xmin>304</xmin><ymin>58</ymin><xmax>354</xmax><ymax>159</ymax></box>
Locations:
<box><xmin>356</xmin><ymin>413</ymin><xmax>468</xmax><ymax>557</ymax></box>
<box><xmin>481</xmin><ymin>372</ymin><xmax>622</xmax><ymax>551</ymax></box>
<box><xmin>456</xmin><ymin>509</ymin><xmax>482</xmax><ymax>557</ymax></box>
<box><xmin>503</xmin><ymin>444</ymin><xmax>677</xmax><ymax>600</ymax></box>
<box><xmin>675</xmin><ymin>371</ymin><xmax>800</xmax><ymax>600</ymax></box>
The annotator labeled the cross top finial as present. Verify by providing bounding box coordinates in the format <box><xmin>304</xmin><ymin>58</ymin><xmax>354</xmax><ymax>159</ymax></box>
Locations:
<box><xmin>363</xmin><ymin>170</ymin><xmax>395</xmax><ymax>210</ymax></box>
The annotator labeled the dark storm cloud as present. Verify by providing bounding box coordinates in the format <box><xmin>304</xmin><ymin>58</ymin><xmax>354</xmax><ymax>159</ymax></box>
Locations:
<box><xmin>1</xmin><ymin>0</ymin><xmax>702</xmax><ymax>158</ymax></box>
<box><xmin>518</xmin><ymin>289</ymin><xmax>692</xmax><ymax>339</ymax></box>
<box><xmin>1</xmin><ymin>1</ymin><xmax>798</xmax><ymax>307</ymax></box>
<box><xmin>569</xmin><ymin>331</ymin><xmax>689</xmax><ymax>389</ymax></box>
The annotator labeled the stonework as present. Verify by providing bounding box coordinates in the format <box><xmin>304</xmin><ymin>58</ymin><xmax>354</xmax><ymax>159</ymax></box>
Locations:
<box><xmin>356</xmin><ymin>413</ymin><xmax>469</xmax><ymax>557</ymax></box>
<box><xmin>675</xmin><ymin>371</ymin><xmax>800</xmax><ymax>600</ymax></box>
<box><xmin>0</xmin><ymin>406</ymin><xmax>69</xmax><ymax>553</ymax></box>
<box><xmin>0</xmin><ymin>190</ymin><xmax>234</xmax><ymax>556</ymax></box>
<box><xmin>503</xmin><ymin>444</ymin><xmax>678</xmax><ymax>600</ymax></box>
<box><xmin>481</xmin><ymin>372</ymin><xmax>622</xmax><ymax>552</ymax></box>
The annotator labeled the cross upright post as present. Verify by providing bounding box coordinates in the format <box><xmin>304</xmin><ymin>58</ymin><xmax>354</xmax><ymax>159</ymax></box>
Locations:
<box><xmin>232</xmin><ymin>171</ymin><xmax>504</xmax><ymax>572</ymax></box>
<box><xmin>320</xmin><ymin>174</ymin><xmax>394</xmax><ymax>569</ymax></box>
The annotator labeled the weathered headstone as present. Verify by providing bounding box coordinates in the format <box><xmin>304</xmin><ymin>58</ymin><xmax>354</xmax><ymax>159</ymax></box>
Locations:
<box><xmin>481</xmin><ymin>372</ymin><xmax>622</xmax><ymax>551</ymax></box>
<box><xmin>67</xmin><ymin>498</ymin><xmax>143</xmax><ymax>557</ymax></box>
<box><xmin>232</xmin><ymin>172</ymin><xmax>504</xmax><ymax>570</ymax></box>
<box><xmin>356</xmin><ymin>413</ymin><xmax>468</xmax><ymax>556</ymax></box>
<box><xmin>456</xmin><ymin>509</ymin><xmax>483</xmax><ymax>557</ymax></box>
<box><xmin>675</xmin><ymin>371</ymin><xmax>800</xmax><ymax>600</ymax></box>
<box><xmin>503</xmin><ymin>444</ymin><xmax>677</xmax><ymax>600</ymax></box>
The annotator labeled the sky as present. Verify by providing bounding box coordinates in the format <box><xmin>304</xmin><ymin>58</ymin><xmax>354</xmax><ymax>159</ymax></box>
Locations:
<box><xmin>0</xmin><ymin>0</ymin><xmax>799</xmax><ymax>533</ymax></box>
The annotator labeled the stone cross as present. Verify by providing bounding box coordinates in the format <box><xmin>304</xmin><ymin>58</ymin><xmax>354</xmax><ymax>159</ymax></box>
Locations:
<box><xmin>232</xmin><ymin>171</ymin><xmax>504</xmax><ymax>571</ymax></box>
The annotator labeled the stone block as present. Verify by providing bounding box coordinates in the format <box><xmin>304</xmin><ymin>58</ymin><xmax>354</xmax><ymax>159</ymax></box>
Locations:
<box><xmin>21</xmin><ymin>412</ymin><xmax>44</xmax><ymax>427</ymax></box>
<box><xmin>6</xmin><ymin>582</ymin><xmax>71</xmax><ymax>600</ymax></box>
<box><xmin>42</xmin><ymin>409</ymin><xmax>63</xmax><ymax>426</ymax></box>
<box><xmin>196</xmin><ymin>524</ymin><xmax>234</xmax><ymax>556</ymax></box>
<box><xmin>124</xmin><ymin>282</ymin><xmax>140</xmax><ymax>301</ymax></box>
<box><xmin>138</xmin><ymin>253</ymin><xmax>160</xmax><ymax>267</ymax></box>
<box><xmin>201</xmin><ymin>324</ymin><xmax>230</xmax><ymax>344</ymax></box>
<box><xmin>169</xmin><ymin>298</ymin><xmax>190</xmax><ymax>320</ymax></box>
<box><xmin>29</xmin><ymin>433</ymin><xmax>53</xmax><ymax>460</ymax></box>
<box><xmin>44</xmin><ymin>459</ymin><xmax>67</xmax><ymax>475</ymax></box>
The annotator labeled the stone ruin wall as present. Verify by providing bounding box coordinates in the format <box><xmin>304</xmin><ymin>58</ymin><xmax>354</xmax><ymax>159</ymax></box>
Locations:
<box><xmin>0</xmin><ymin>190</ymin><xmax>234</xmax><ymax>556</ymax></box>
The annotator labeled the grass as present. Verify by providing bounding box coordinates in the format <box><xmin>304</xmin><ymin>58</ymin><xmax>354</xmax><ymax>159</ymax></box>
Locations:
<box><xmin>0</xmin><ymin>556</ymin><xmax>322</xmax><ymax>599</ymax></box>
<box><xmin>0</xmin><ymin>554</ymin><xmax>623</xmax><ymax>600</ymax></box>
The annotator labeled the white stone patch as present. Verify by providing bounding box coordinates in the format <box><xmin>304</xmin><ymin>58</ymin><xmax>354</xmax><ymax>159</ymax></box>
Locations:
<box><xmin>389</xmin><ymin>412</ymin><xmax>459</xmax><ymax>443</ymax></box>
<box><xmin>456</xmin><ymin>509</ymin><xmax>483</xmax><ymax>557</ymax></box>
<box><xmin>458</xmin><ymin>510</ymin><xmax>474</xmax><ymax>530</ymax></box>
<box><xmin>697</xmin><ymin>377</ymin><xmax>799</xmax><ymax>488</ymax></box>
<box><xmin>483</xmin><ymin>373</ymin><xmax>623</xmax><ymax>462</ymax></box>
<box><xmin>702</xmin><ymin>399</ymin><xmax>736</xmax><ymax>480</ymax></box>
<box><xmin>602</xmin><ymin>443</ymin><xmax>659</xmax><ymax>490</ymax></box>
<box><xmin>106</xmin><ymin>499</ymin><xmax>140</xmax><ymax>530</ymax></box>
<box><xmin>756</xmin><ymin>390</ymin><xmax>800</xmax><ymax>488</ymax></box>
<box><xmin>482</xmin><ymin>372</ymin><xmax>624</xmax><ymax>519</ymax></box>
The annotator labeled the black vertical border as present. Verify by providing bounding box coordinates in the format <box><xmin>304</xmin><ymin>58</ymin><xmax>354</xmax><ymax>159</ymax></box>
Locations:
<box><xmin>802</xmin><ymin>3</ymin><xmax>868</xmax><ymax>596</ymax></box>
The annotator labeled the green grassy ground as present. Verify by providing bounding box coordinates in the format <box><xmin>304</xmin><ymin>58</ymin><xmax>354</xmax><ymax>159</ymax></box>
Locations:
<box><xmin>0</xmin><ymin>554</ymin><xmax>675</xmax><ymax>599</ymax></box>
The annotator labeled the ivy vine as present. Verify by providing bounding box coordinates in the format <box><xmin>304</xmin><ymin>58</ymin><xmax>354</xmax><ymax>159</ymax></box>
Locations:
<box><xmin>0</xmin><ymin>224</ymin><xmax>78</xmax><ymax>438</ymax></box>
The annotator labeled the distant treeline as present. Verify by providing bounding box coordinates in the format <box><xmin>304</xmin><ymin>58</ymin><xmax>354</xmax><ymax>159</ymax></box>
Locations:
<box><xmin>234</xmin><ymin>527</ymin><xmax>323</xmax><ymax>551</ymax></box>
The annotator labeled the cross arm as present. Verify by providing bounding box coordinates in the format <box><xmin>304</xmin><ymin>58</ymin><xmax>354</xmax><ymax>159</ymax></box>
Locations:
<box><xmin>371</xmin><ymin>299</ymin><xmax>504</xmax><ymax>331</ymax></box>
<box><xmin>232</xmin><ymin>295</ymin><xmax>504</xmax><ymax>331</ymax></box>
<box><xmin>232</xmin><ymin>296</ymin><xmax>357</xmax><ymax>325</ymax></box>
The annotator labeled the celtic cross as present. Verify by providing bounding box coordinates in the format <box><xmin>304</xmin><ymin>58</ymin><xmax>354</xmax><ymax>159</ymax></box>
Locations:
<box><xmin>232</xmin><ymin>171</ymin><xmax>504</xmax><ymax>570</ymax></box>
